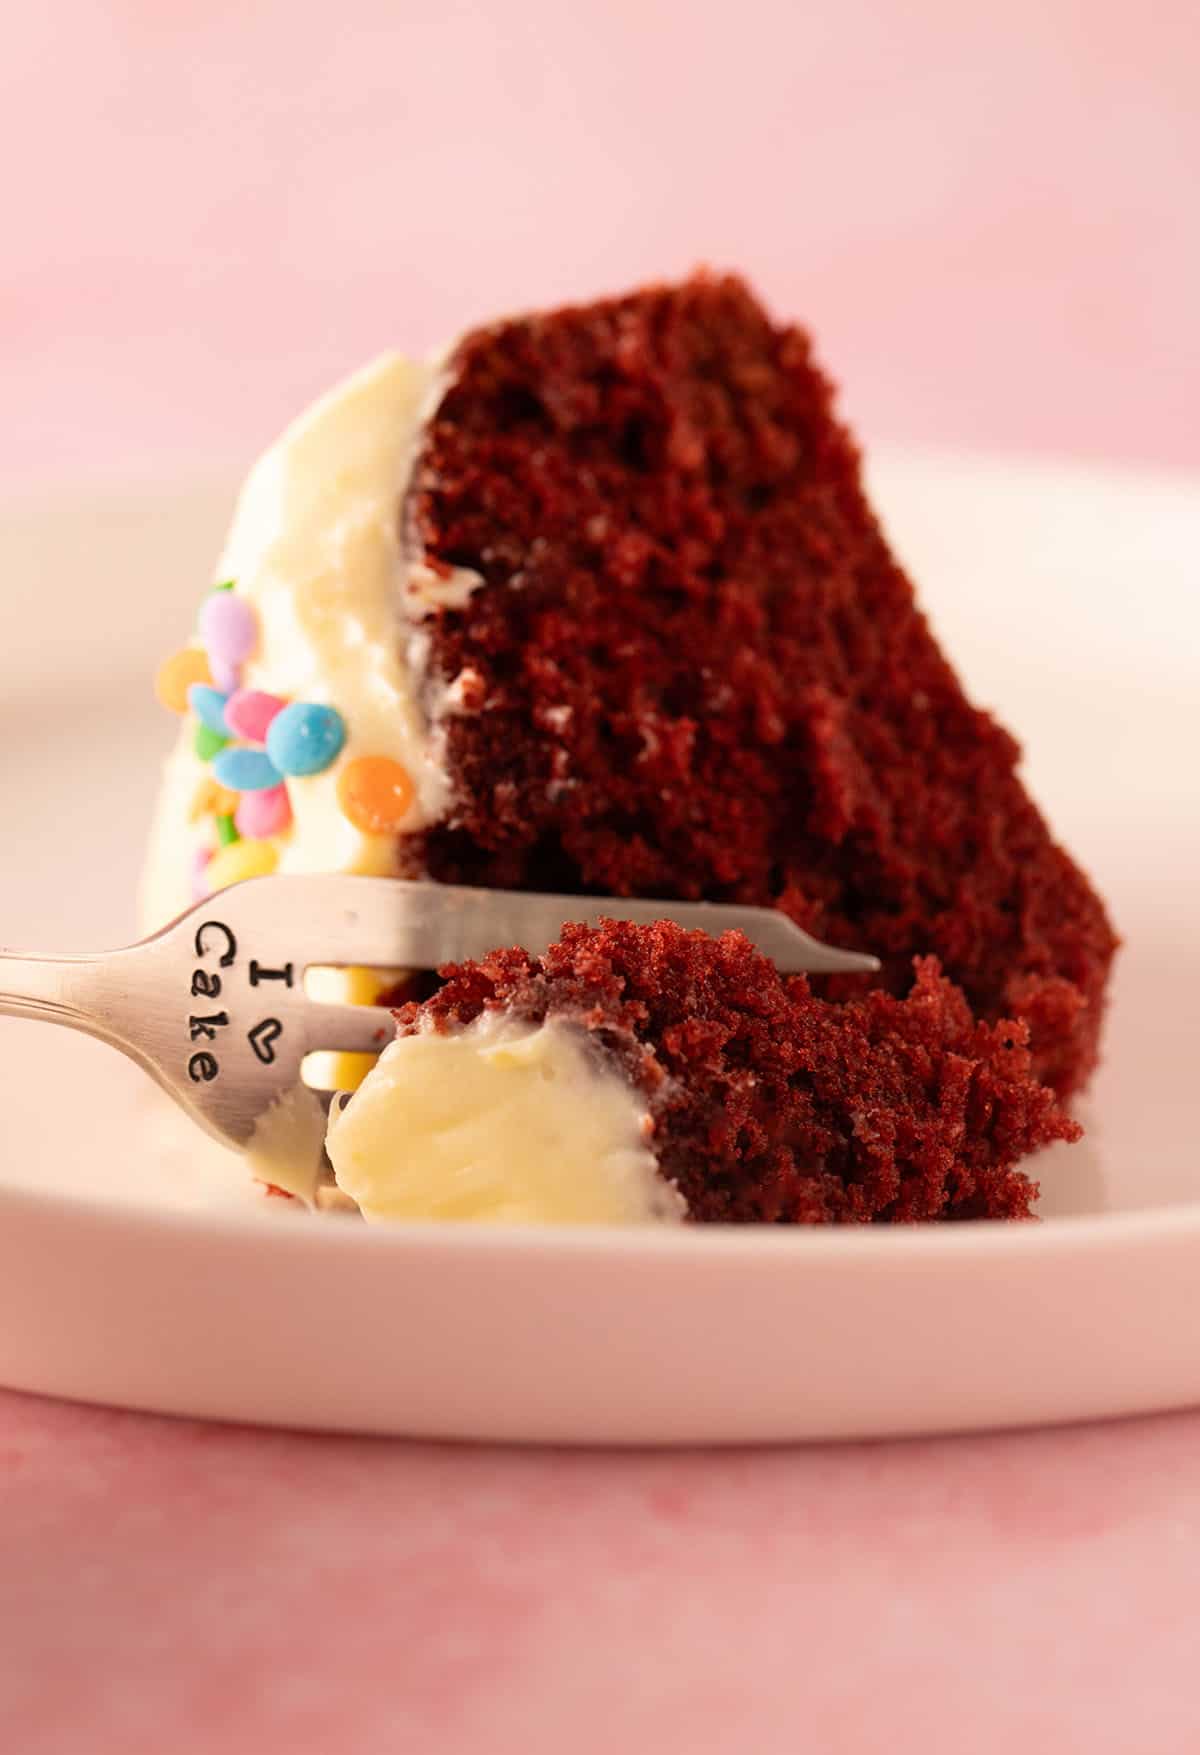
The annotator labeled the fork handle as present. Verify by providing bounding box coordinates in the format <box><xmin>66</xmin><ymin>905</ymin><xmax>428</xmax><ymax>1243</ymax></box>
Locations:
<box><xmin>0</xmin><ymin>951</ymin><xmax>130</xmax><ymax>1052</ymax></box>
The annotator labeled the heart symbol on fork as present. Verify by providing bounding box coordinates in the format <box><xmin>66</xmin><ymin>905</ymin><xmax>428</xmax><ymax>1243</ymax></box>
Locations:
<box><xmin>248</xmin><ymin>1017</ymin><xmax>283</xmax><ymax>1064</ymax></box>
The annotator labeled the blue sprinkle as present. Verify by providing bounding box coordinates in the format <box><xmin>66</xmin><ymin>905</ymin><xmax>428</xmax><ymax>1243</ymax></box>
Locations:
<box><xmin>187</xmin><ymin>683</ymin><xmax>231</xmax><ymax>736</ymax></box>
<box><xmin>212</xmin><ymin>746</ymin><xmax>283</xmax><ymax>793</ymax></box>
<box><xmin>266</xmin><ymin>702</ymin><xmax>346</xmax><ymax>777</ymax></box>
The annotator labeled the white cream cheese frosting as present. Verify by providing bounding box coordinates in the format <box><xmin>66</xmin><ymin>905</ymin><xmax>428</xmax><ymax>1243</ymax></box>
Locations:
<box><xmin>139</xmin><ymin>346</ymin><xmax>686</xmax><ymax>1230</ymax></box>
<box><xmin>325</xmin><ymin>1013</ymin><xmax>685</xmax><ymax>1225</ymax></box>
<box><xmin>139</xmin><ymin>349</ymin><xmax>478</xmax><ymax>932</ymax></box>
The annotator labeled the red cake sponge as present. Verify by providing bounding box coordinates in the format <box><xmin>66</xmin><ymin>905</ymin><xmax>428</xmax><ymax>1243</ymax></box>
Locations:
<box><xmin>409</xmin><ymin>273</ymin><xmax>1117</xmax><ymax>1097</ymax></box>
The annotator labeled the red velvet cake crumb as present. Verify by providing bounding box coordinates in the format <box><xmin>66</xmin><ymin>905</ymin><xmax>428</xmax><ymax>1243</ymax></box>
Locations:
<box><xmin>401</xmin><ymin>921</ymin><xmax>1078</xmax><ymax>1224</ymax></box>
<box><xmin>411</xmin><ymin>274</ymin><xmax>1116</xmax><ymax>1098</ymax></box>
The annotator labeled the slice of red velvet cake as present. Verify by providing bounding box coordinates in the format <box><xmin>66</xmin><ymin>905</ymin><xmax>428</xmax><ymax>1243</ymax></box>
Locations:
<box><xmin>408</xmin><ymin>275</ymin><xmax>1116</xmax><ymax>1098</ymax></box>
<box><xmin>326</xmin><ymin>921</ymin><xmax>1078</xmax><ymax>1224</ymax></box>
<box><xmin>146</xmin><ymin>270</ymin><xmax>1116</xmax><ymax>1222</ymax></box>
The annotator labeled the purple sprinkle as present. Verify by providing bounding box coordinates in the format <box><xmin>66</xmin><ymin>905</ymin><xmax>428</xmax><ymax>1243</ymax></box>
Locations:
<box><xmin>209</xmin><ymin>656</ymin><xmax>241</xmax><ymax>694</ymax></box>
<box><xmin>200</xmin><ymin>590</ymin><xmax>258</xmax><ymax>668</ymax></box>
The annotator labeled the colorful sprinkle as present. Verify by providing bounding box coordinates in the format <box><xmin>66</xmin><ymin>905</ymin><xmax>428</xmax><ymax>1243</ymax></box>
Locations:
<box><xmin>204</xmin><ymin>837</ymin><xmax>279</xmax><ymax>891</ymax></box>
<box><xmin>189</xmin><ymin>778</ymin><xmax>242</xmax><ymax>821</ymax></box>
<box><xmin>200</xmin><ymin>591</ymin><xmax>258</xmax><ymax>669</ymax></box>
<box><xmin>189</xmin><ymin>778</ymin><xmax>218</xmax><ymax>822</ymax></box>
<box><xmin>336</xmin><ymin>755</ymin><xmax>416</xmax><ymax>834</ymax></box>
<box><xmin>187</xmin><ymin>684</ymin><xmax>231</xmax><ymax>735</ymax></box>
<box><xmin>215</xmin><ymin>813</ymin><xmax>240</xmax><ymax>846</ymax></box>
<box><xmin>266</xmin><ymin>702</ymin><xmax>346</xmax><ymax>777</ymax></box>
<box><xmin>224</xmin><ymin>687</ymin><xmax>287</xmax><ymax>744</ymax></box>
<box><xmin>211</xmin><ymin>747</ymin><xmax>283</xmax><ymax>793</ymax></box>
<box><xmin>194</xmin><ymin>723</ymin><xmax>228</xmax><ymax>761</ymax></box>
<box><xmin>235</xmin><ymin>783</ymin><xmax>292</xmax><ymax>839</ymax></box>
<box><xmin>155</xmin><ymin>647</ymin><xmax>212</xmax><ymax>714</ymax></box>
<box><xmin>209</xmin><ymin>656</ymin><xmax>240</xmax><ymax>694</ymax></box>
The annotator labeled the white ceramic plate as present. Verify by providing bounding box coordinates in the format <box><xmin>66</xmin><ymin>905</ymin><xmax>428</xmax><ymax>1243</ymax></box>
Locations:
<box><xmin>1</xmin><ymin>452</ymin><xmax>1197</xmax><ymax>1443</ymax></box>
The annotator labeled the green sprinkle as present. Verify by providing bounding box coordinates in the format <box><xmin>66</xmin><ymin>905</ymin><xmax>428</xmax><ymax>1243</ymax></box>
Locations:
<box><xmin>216</xmin><ymin>813</ymin><xmax>240</xmax><ymax>846</ymax></box>
<box><xmin>194</xmin><ymin>723</ymin><xmax>228</xmax><ymax>761</ymax></box>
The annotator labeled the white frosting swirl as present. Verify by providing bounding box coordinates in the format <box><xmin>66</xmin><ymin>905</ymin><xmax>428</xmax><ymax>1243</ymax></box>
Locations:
<box><xmin>139</xmin><ymin>350</ymin><xmax>478</xmax><ymax>930</ymax></box>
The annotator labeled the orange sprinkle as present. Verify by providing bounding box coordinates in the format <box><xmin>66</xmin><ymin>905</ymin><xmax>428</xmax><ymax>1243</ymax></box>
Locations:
<box><xmin>336</xmin><ymin>755</ymin><xmax>416</xmax><ymax>835</ymax></box>
<box><xmin>155</xmin><ymin>647</ymin><xmax>212</xmax><ymax>714</ymax></box>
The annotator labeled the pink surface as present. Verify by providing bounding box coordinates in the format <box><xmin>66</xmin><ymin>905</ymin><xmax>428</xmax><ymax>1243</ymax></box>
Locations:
<box><xmin>3</xmin><ymin>3</ymin><xmax>1199</xmax><ymax>1748</ymax></box>
<box><xmin>4</xmin><ymin>1391</ymin><xmax>1200</xmax><ymax>1751</ymax></box>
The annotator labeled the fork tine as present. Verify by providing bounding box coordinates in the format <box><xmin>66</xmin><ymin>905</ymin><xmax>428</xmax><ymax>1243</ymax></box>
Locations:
<box><xmin>708</xmin><ymin>907</ymin><xmax>881</xmax><ymax>976</ymax></box>
<box><xmin>238</xmin><ymin>875</ymin><xmax>881</xmax><ymax>978</ymax></box>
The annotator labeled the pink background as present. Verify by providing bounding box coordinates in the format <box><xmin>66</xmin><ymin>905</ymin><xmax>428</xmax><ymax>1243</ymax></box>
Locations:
<box><xmin>3</xmin><ymin>0</ymin><xmax>1198</xmax><ymax>487</ymax></box>
<box><xmin>3</xmin><ymin>4</ymin><xmax>1199</xmax><ymax>1750</ymax></box>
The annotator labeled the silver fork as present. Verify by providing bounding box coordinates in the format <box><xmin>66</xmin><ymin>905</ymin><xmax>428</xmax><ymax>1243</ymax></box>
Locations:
<box><xmin>0</xmin><ymin>875</ymin><xmax>879</xmax><ymax>1153</ymax></box>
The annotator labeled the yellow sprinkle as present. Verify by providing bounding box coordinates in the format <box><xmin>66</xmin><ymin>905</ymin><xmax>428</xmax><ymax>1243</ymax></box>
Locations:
<box><xmin>205</xmin><ymin>838</ymin><xmax>278</xmax><ymax>891</ymax></box>
<box><xmin>155</xmin><ymin>646</ymin><xmax>212</xmax><ymax>714</ymax></box>
<box><xmin>189</xmin><ymin>778</ymin><xmax>217</xmax><ymax>823</ymax></box>
<box><xmin>305</xmin><ymin>1051</ymin><xmax>381</xmax><ymax>1093</ymax></box>
<box><xmin>305</xmin><ymin>965</ymin><xmax>406</xmax><ymax>1007</ymax></box>
<box><xmin>188</xmin><ymin>778</ymin><xmax>242</xmax><ymax>823</ymax></box>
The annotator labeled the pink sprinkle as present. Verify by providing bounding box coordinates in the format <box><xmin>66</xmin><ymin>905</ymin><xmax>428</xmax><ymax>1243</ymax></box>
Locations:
<box><xmin>191</xmin><ymin>844</ymin><xmax>212</xmax><ymax>900</ymax></box>
<box><xmin>200</xmin><ymin>591</ymin><xmax>258</xmax><ymax>667</ymax></box>
<box><xmin>236</xmin><ymin>783</ymin><xmax>292</xmax><ymax>839</ymax></box>
<box><xmin>224</xmin><ymin>688</ymin><xmax>287</xmax><ymax>744</ymax></box>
